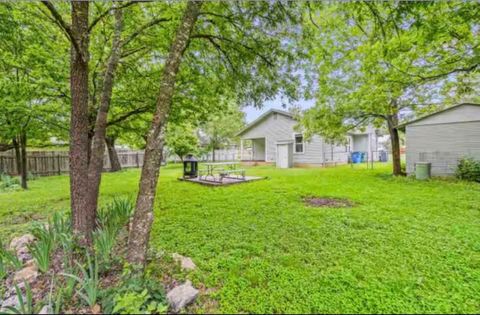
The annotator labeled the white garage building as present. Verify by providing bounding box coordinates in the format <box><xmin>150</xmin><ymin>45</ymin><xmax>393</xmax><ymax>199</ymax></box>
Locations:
<box><xmin>398</xmin><ymin>103</ymin><xmax>480</xmax><ymax>176</ymax></box>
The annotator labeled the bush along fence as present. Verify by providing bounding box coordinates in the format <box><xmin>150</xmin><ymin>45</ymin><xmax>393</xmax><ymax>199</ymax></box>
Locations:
<box><xmin>0</xmin><ymin>150</ymin><xmax>145</xmax><ymax>176</ymax></box>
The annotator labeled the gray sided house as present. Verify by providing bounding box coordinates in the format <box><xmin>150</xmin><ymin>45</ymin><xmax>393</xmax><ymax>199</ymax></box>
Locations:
<box><xmin>237</xmin><ymin>109</ymin><xmax>381</xmax><ymax>167</ymax></box>
<box><xmin>398</xmin><ymin>103</ymin><xmax>480</xmax><ymax>176</ymax></box>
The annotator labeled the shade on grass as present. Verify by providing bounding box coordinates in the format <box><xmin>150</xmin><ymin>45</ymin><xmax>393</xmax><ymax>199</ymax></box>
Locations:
<box><xmin>1</xmin><ymin>164</ymin><xmax>479</xmax><ymax>313</ymax></box>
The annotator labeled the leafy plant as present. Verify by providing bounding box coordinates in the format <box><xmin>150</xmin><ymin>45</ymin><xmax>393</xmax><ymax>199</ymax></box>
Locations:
<box><xmin>60</xmin><ymin>266</ymin><xmax>78</xmax><ymax>303</ymax></box>
<box><xmin>0</xmin><ymin>244</ymin><xmax>22</xmax><ymax>270</ymax></box>
<box><xmin>62</xmin><ymin>254</ymin><xmax>100</xmax><ymax>308</ymax></box>
<box><xmin>4</xmin><ymin>282</ymin><xmax>34</xmax><ymax>314</ymax></box>
<box><xmin>46</xmin><ymin>274</ymin><xmax>63</xmax><ymax>314</ymax></box>
<box><xmin>0</xmin><ymin>257</ymin><xmax>6</xmax><ymax>280</ymax></box>
<box><xmin>51</xmin><ymin>212</ymin><xmax>70</xmax><ymax>237</ymax></box>
<box><xmin>112</xmin><ymin>289</ymin><xmax>168</xmax><ymax>314</ymax></box>
<box><xmin>26</xmin><ymin>172</ymin><xmax>38</xmax><ymax>181</ymax></box>
<box><xmin>456</xmin><ymin>158</ymin><xmax>480</xmax><ymax>182</ymax></box>
<box><xmin>51</xmin><ymin>212</ymin><xmax>73</xmax><ymax>268</ymax></box>
<box><xmin>94</xmin><ymin>197</ymin><xmax>133</xmax><ymax>267</ymax></box>
<box><xmin>31</xmin><ymin>222</ymin><xmax>55</xmax><ymax>251</ymax></box>
<box><xmin>53</xmin><ymin>288</ymin><xmax>63</xmax><ymax>314</ymax></box>
<box><xmin>110</xmin><ymin>197</ymin><xmax>134</xmax><ymax>225</ymax></box>
<box><xmin>93</xmin><ymin>227</ymin><xmax>116</xmax><ymax>266</ymax></box>
<box><xmin>97</xmin><ymin>197</ymin><xmax>134</xmax><ymax>233</ymax></box>
<box><xmin>28</xmin><ymin>238</ymin><xmax>52</xmax><ymax>273</ymax></box>
<box><xmin>113</xmin><ymin>289</ymin><xmax>150</xmax><ymax>314</ymax></box>
<box><xmin>0</xmin><ymin>173</ymin><xmax>20</xmax><ymax>191</ymax></box>
<box><xmin>28</xmin><ymin>222</ymin><xmax>57</xmax><ymax>273</ymax></box>
<box><xmin>101</xmin><ymin>264</ymin><xmax>168</xmax><ymax>314</ymax></box>
<box><xmin>57</xmin><ymin>231</ymin><xmax>74</xmax><ymax>269</ymax></box>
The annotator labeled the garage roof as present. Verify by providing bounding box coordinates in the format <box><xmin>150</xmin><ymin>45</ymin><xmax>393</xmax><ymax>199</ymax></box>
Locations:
<box><xmin>236</xmin><ymin>108</ymin><xmax>294</xmax><ymax>136</ymax></box>
<box><xmin>396</xmin><ymin>103</ymin><xmax>480</xmax><ymax>131</ymax></box>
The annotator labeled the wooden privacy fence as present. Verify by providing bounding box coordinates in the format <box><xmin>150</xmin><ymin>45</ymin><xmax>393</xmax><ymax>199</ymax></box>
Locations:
<box><xmin>0</xmin><ymin>150</ymin><xmax>145</xmax><ymax>176</ymax></box>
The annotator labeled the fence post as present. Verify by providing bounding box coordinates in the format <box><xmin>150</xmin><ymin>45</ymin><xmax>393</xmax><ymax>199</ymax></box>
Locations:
<box><xmin>136</xmin><ymin>152</ymin><xmax>139</xmax><ymax>168</ymax></box>
<box><xmin>57</xmin><ymin>155</ymin><xmax>61</xmax><ymax>175</ymax></box>
<box><xmin>0</xmin><ymin>156</ymin><xmax>3</xmax><ymax>174</ymax></box>
<box><xmin>34</xmin><ymin>156</ymin><xmax>38</xmax><ymax>175</ymax></box>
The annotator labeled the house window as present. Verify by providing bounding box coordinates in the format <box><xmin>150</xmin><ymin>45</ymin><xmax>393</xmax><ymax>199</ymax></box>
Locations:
<box><xmin>294</xmin><ymin>134</ymin><xmax>304</xmax><ymax>153</ymax></box>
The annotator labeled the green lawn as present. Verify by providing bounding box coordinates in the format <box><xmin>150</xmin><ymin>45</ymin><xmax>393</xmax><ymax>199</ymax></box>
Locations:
<box><xmin>1</xmin><ymin>164</ymin><xmax>479</xmax><ymax>313</ymax></box>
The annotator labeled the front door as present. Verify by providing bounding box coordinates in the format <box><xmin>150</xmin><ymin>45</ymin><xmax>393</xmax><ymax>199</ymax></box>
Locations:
<box><xmin>276</xmin><ymin>144</ymin><xmax>289</xmax><ymax>168</ymax></box>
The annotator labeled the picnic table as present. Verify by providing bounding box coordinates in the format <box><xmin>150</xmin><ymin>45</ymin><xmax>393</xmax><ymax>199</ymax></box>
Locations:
<box><xmin>199</xmin><ymin>162</ymin><xmax>246</xmax><ymax>182</ymax></box>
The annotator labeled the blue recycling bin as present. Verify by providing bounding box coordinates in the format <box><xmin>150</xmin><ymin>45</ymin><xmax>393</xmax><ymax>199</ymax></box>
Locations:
<box><xmin>351</xmin><ymin>152</ymin><xmax>363</xmax><ymax>164</ymax></box>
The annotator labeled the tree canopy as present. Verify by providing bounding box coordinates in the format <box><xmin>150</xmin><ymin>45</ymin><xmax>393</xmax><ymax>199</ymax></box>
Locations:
<box><xmin>300</xmin><ymin>1</ymin><xmax>480</xmax><ymax>175</ymax></box>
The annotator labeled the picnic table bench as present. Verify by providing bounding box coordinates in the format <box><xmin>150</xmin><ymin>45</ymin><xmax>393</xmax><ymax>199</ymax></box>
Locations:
<box><xmin>199</xmin><ymin>162</ymin><xmax>246</xmax><ymax>182</ymax></box>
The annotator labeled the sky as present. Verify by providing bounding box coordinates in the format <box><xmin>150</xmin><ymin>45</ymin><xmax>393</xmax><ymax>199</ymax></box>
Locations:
<box><xmin>243</xmin><ymin>97</ymin><xmax>316</xmax><ymax>123</ymax></box>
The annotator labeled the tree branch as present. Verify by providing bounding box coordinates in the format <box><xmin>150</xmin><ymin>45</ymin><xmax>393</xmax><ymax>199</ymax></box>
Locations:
<box><xmin>122</xmin><ymin>17</ymin><xmax>172</xmax><ymax>48</ymax></box>
<box><xmin>107</xmin><ymin>106</ymin><xmax>151</xmax><ymax>127</ymax></box>
<box><xmin>192</xmin><ymin>33</ymin><xmax>274</xmax><ymax>67</ymax></box>
<box><xmin>41</xmin><ymin>1</ymin><xmax>82</xmax><ymax>58</ymax></box>
<box><xmin>120</xmin><ymin>46</ymin><xmax>148</xmax><ymax>59</ymax></box>
<box><xmin>420</xmin><ymin>63</ymin><xmax>480</xmax><ymax>82</ymax></box>
<box><xmin>306</xmin><ymin>2</ymin><xmax>321</xmax><ymax>31</ymax></box>
<box><xmin>191</xmin><ymin>34</ymin><xmax>237</xmax><ymax>72</ymax></box>
<box><xmin>88</xmin><ymin>1</ymin><xmax>137</xmax><ymax>33</ymax></box>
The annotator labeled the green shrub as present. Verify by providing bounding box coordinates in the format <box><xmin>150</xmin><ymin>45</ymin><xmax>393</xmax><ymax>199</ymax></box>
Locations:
<box><xmin>109</xmin><ymin>197</ymin><xmax>134</xmax><ymax>226</ymax></box>
<box><xmin>97</xmin><ymin>197</ymin><xmax>134</xmax><ymax>234</ymax></box>
<box><xmin>101</xmin><ymin>265</ymin><xmax>168</xmax><ymax>314</ymax></box>
<box><xmin>27</xmin><ymin>172</ymin><xmax>38</xmax><ymax>181</ymax></box>
<box><xmin>0</xmin><ymin>173</ymin><xmax>20</xmax><ymax>191</ymax></box>
<box><xmin>455</xmin><ymin>158</ymin><xmax>480</xmax><ymax>182</ymax></box>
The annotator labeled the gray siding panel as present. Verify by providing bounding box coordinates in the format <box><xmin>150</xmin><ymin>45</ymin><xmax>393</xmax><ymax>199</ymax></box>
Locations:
<box><xmin>406</xmin><ymin>121</ymin><xmax>480</xmax><ymax>176</ymax></box>
<box><xmin>293</xmin><ymin>135</ymin><xmax>326</xmax><ymax>164</ymax></box>
<box><xmin>410</xmin><ymin>105</ymin><xmax>480</xmax><ymax>126</ymax></box>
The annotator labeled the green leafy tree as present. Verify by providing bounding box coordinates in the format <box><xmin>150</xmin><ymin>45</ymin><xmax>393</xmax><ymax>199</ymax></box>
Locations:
<box><xmin>40</xmin><ymin>0</ymin><xmax>176</xmax><ymax>243</ymax></box>
<box><xmin>301</xmin><ymin>2</ymin><xmax>479</xmax><ymax>175</ymax></box>
<box><xmin>200</xmin><ymin>103</ymin><xmax>245</xmax><ymax>161</ymax></box>
<box><xmin>165</xmin><ymin>124</ymin><xmax>199</xmax><ymax>162</ymax></box>
<box><xmin>0</xmin><ymin>3</ymin><xmax>69</xmax><ymax>188</ymax></box>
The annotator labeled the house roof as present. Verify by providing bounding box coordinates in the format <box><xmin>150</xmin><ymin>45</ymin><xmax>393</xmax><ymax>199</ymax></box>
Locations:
<box><xmin>236</xmin><ymin>108</ymin><xmax>295</xmax><ymax>136</ymax></box>
<box><xmin>396</xmin><ymin>103</ymin><xmax>480</xmax><ymax>131</ymax></box>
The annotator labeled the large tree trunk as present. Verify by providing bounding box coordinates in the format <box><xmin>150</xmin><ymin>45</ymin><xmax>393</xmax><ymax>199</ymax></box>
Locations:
<box><xmin>127</xmin><ymin>0</ymin><xmax>203</xmax><ymax>266</ymax></box>
<box><xmin>19</xmin><ymin>132</ymin><xmax>28</xmax><ymax>189</ymax></box>
<box><xmin>387</xmin><ymin>114</ymin><xmax>403</xmax><ymax>176</ymax></box>
<box><xmin>85</xmin><ymin>7</ymin><xmax>124</xmax><ymax>224</ymax></box>
<box><xmin>106</xmin><ymin>136</ymin><xmax>122</xmax><ymax>172</ymax></box>
<box><xmin>69</xmin><ymin>1</ymin><xmax>92</xmax><ymax>244</ymax></box>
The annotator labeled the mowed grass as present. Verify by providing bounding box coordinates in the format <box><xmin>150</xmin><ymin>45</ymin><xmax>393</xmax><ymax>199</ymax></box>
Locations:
<box><xmin>1</xmin><ymin>164</ymin><xmax>479</xmax><ymax>313</ymax></box>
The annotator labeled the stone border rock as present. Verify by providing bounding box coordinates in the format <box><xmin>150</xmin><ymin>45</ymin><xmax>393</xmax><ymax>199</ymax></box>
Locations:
<box><xmin>166</xmin><ymin>280</ymin><xmax>199</xmax><ymax>313</ymax></box>
<box><xmin>172</xmin><ymin>253</ymin><xmax>197</xmax><ymax>271</ymax></box>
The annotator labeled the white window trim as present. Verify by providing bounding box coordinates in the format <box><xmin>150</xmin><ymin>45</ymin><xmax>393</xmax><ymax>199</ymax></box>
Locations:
<box><xmin>293</xmin><ymin>133</ymin><xmax>305</xmax><ymax>154</ymax></box>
